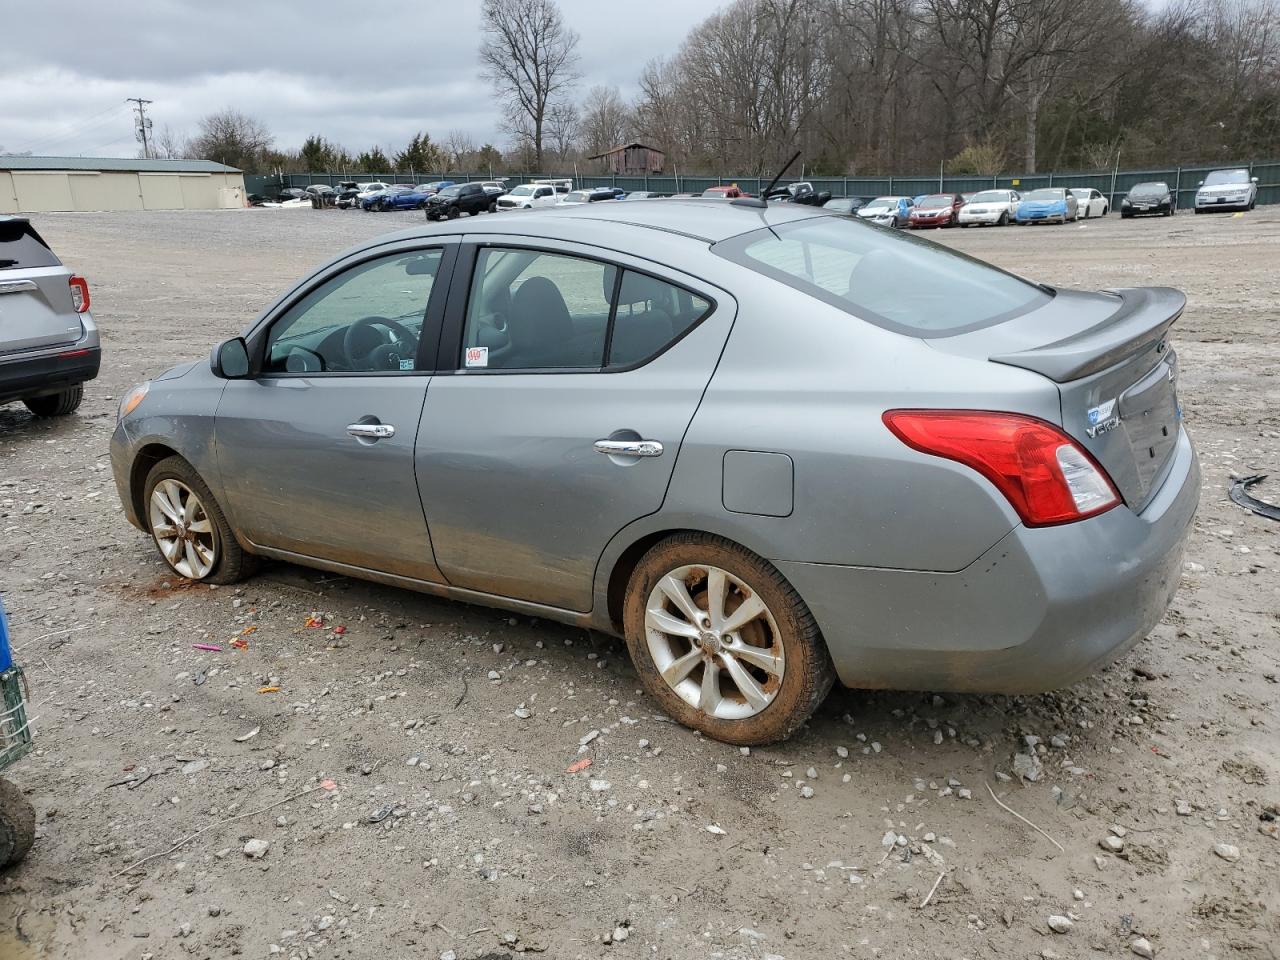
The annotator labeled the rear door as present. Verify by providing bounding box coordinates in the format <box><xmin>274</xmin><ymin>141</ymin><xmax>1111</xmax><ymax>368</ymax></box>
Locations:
<box><xmin>415</xmin><ymin>238</ymin><xmax>733</xmax><ymax>611</ymax></box>
<box><xmin>0</xmin><ymin>219</ymin><xmax>81</xmax><ymax>354</ymax></box>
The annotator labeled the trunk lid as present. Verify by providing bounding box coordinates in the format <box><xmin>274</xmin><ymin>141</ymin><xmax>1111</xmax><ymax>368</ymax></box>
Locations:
<box><xmin>928</xmin><ymin>286</ymin><xmax>1185</xmax><ymax>511</ymax></box>
<box><xmin>0</xmin><ymin>218</ymin><xmax>82</xmax><ymax>354</ymax></box>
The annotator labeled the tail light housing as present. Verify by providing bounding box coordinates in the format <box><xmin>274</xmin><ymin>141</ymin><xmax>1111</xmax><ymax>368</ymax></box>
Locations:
<box><xmin>882</xmin><ymin>410</ymin><xmax>1120</xmax><ymax>526</ymax></box>
<box><xmin>68</xmin><ymin>275</ymin><xmax>90</xmax><ymax>313</ymax></box>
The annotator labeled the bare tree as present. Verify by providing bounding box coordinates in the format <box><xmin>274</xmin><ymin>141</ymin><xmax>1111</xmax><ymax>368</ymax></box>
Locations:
<box><xmin>190</xmin><ymin>109</ymin><xmax>272</xmax><ymax>172</ymax></box>
<box><xmin>546</xmin><ymin>101</ymin><xmax>581</xmax><ymax>164</ymax></box>
<box><xmin>479</xmin><ymin>0</ymin><xmax>581</xmax><ymax>168</ymax></box>
<box><xmin>580</xmin><ymin>85</ymin><xmax>631</xmax><ymax>157</ymax></box>
<box><xmin>152</xmin><ymin>124</ymin><xmax>189</xmax><ymax>160</ymax></box>
<box><xmin>444</xmin><ymin>130</ymin><xmax>476</xmax><ymax>168</ymax></box>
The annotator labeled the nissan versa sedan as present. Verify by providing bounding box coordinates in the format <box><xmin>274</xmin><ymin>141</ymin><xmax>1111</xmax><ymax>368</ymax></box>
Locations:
<box><xmin>110</xmin><ymin>200</ymin><xmax>1199</xmax><ymax>745</ymax></box>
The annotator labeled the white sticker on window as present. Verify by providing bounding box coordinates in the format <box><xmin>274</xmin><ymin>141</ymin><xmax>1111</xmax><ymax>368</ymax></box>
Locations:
<box><xmin>399</xmin><ymin>357</ymin><xmax>415</xmax><ymax>371</ymax></box>
<box><xmin>465</xmin><ymin>346</ymin><xmax>489</xmax><ymax>368</ymax></box>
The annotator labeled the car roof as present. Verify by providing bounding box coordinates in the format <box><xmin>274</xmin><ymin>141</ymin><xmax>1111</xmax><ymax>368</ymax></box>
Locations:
<box><xmin>382</xmin><ymin>197</ymin><xmax>830</xmax><ymax>244</ymax></box>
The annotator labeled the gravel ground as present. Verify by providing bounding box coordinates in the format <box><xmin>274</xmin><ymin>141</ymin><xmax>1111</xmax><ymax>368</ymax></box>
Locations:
<box><xmin>1</xmin><ymin>205</ymin><xmax>1277</xmax><ymax>960</ymax></box>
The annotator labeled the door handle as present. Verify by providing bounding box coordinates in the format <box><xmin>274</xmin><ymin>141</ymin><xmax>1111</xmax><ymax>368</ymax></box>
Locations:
<box><xmin>347</xmin><ymin>422</ymin><xmax>395</xmax><ymax>439</ymax></box>
<box><xmin>594</xmin><ymin>438</ymin><xmax>663</xmax><ymax>458</ymax></box>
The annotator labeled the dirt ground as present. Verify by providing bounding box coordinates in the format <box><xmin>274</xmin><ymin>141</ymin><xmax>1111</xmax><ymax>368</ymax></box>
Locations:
<box><xmin>1</xmin><ymin>204</ymin><xmax>1277</xmax><ymax>960</ymax></box>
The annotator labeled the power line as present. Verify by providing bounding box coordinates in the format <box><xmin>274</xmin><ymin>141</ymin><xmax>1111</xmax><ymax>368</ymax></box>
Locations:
<box><xmin>10</xmin><ymin>103</ymin><xmax>130</xmax><ymax>154</ymax></box>
<box><xmin>127</xmin><ymin>97</ymin><xmax>154</xmax><ymax>159</ymax></box>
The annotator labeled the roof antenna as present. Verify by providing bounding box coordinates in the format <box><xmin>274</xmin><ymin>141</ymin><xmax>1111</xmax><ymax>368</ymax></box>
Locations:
<box><xmin>732</xmin><ymin>151</ymin><xmax>801</xmax><ymax>209</ymax></box>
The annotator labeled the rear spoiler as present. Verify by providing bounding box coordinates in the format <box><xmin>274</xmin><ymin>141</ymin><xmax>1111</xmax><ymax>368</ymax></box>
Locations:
<box><xmin>990</xmin><ymin>287</ymin><xmax>1185</xmax><ymax>382</ymax></box>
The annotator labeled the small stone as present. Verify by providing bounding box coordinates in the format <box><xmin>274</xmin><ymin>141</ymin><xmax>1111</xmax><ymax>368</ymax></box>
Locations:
<box><xmin>1213</xmin><ymin>842</ymin><xmax>1240</xmax><ymax>862</ymax></box>
<box><xmin>739</xmin><ymin>746</ymin><xmax>750</xmax><ymax>756</ymax></box>
<box><xmin>1109</xmin><ymin>824</ymin><xmax>1128</xmax><ymax>838</ymax></box>
<box><xmin>923</xmin><ymin>832</ymin><xmax>936</xmax><ymax>842</ymax></box>
<box><xmin>1130</xmin><ymin>937</ymin><xmax>1155</xmax><ymax>958</ymax></box>
<box><xmin>1175</xmin><ymin>800</ymin><xmax>1193</xmax><ymax>816</ymax></box>
<box><xmin>800</xmin><ymin>786</ymin><xmax>815</xmax><ymax>799</ymax></box>
<box><xmin>589</xmin><ymin>779</ymin><xmax>611</xmax><ymax>792</ymax></box>
<box><xmin>441</xmin><ymin>951</ymin><xmax>458</xmax><ymax>960</ymax></box>
<box><xmin>513</xmin><ymin>707</ymin><xmax>531</xmax><ymax>719</ymax></box>
<box><xmin>1072</xmin><ymin>889</ymin><xmax>1084</xmax><ymax>901</ymax></box>
<box><xmin>1046</xmin><ymin>915</ymin><xmax>1073</xmax><ymax>934</ymax></box>
<box><xmin>317</xmin><ymin>916</ymin><xmax>334</xmax><ymax>931</ymax></box>
<box><xmin>870</xmin><ymin>741</ymin><xmax>882</xmax><ymax>754</ymax></box>
<box><xmin>579</xmin><ymin>729</ymin><xmax>600</xmax><ymax>746</ymax></box>
<box><xmin>1100</xmin><ymin>836</ymin><xmax>1124</xmax><ymax>853</ymax></box>
<box><xmin>836</xmin><ymin>746</ymin><xmax>848</xmax><ymax>758</ymax></box>
<box><xmin>957</xmin><ymin>788</ymin><xmax>972</xmax><ymax>800</ymax></box>
<box><xmin>612</xmin><ymin>925</ymin><xmax>629</xmax><ymax>943</ymax></box>
<box><xmin>806</xmin><ymin>766</ymin><xmax>818</xmax><ymax>779</ymax></box>
<box><xmin>243</xmin><ymin>838</ymin><xmax>269</xmax><ymax>859</ymax></box>
<box><xmin>1093</xmin><ymin>856</ymin><xmax>1108</xmax><ymax>870</ymax></box>
<box><xmin>1013</xmin><ymin>752</ymin><xmax>1043</xmax><ymax>782</ymax></box>
<box><xmin>487</xmin><ymin>670</ymin><xmax>501</xmax><ymax>681</ymax></box>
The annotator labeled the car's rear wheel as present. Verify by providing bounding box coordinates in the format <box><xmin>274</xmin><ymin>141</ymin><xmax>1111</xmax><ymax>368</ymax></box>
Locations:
<box><xmin>623</xmin><ymin>533</ymin><xmax>835</xmax><ymax>745</ymax></box>
<box><xmin>487</xmin><ymin>201</ymin><xmax>497</xmax><ymax>213</ymax></box>
<box><xmin>23</xmin><ymin>385</ymin><xmax>83</xmax><ymax>417</ymax></box>
<box><xmin>144</xmin><ymin>456</ymin><xmax>256</xmax><ymax>584</ymax></box>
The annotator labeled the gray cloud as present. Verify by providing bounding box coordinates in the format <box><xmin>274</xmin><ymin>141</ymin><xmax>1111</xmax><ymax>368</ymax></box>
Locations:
<box><xmin>1</xmin><ymin>0</ymin><xmax>719</xmax><ymax>157</ymax></box>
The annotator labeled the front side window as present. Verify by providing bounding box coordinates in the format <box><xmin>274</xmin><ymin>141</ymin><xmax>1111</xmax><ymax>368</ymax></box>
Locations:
<box><xmin>714</xmin><ymin>217</ymin><xmax>1049</xmax><ymax>337</ymax></box>
<box><xmin>265</xmin><ymin>250</ymin><xmax>442</xmax><ymax>374</ymax></box>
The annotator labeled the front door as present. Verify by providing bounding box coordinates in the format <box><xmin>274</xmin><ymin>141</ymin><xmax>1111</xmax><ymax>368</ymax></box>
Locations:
<box><xmin>416</xmin><ymin>241</ymin><xmax>733</xmax><ymax>611</ymax></box>
<box><xmin>216</xmin><ymin>242</ymin><xmax>454</xmax><ymax>581</ymax></box>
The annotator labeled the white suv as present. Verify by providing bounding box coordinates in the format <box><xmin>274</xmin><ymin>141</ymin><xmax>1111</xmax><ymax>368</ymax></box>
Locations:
<box><xmin>497</xmin><ymin>180</ymin><xmax>571</xmax><ymax>211</ymax></box>
<box><xmin>1194</xmin><ymin>168</ymin><xmax>1259</xmax><ymax>212</ymax></box>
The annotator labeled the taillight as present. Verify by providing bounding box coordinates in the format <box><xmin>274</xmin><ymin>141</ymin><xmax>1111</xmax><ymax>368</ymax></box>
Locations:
<box><xmin>68</xmin><ymin>275</ymin><xmax>90</xmax><ymax>313</ymax></box>
<box><xmin>882</xmin><ymin>410</ymin><xmax>1120</xmax><ymax>526</ymax></box>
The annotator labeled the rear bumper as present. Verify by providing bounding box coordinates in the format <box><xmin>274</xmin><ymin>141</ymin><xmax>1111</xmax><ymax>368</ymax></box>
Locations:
<box><xmin>780</xmin><ymin>425</ymin><xmax>1200</xmax><ymax>694</ymax></box>
<box><xmin>0</xmin><ymin>332</ymin><xmax>100</xmax><ymax>405</ymax></box>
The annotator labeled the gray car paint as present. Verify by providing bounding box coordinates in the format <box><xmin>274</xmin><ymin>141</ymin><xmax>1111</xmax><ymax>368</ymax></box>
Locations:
<box><xmin>111</xmin><ymin>200</ymin><xmax>1199</xmax><ymax>694</ymax></box>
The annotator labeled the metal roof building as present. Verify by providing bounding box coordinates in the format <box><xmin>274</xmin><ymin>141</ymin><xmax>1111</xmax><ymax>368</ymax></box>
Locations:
<box><xmin>0</xmin><ymin>156</ymin><xmax>246</xmax><ymax>212</ymax></box>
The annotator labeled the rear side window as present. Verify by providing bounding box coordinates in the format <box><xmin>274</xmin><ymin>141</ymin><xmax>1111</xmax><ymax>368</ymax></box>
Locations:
<box><xmin>608</xmin><ymin>271</ymin><xmax>710</xmax><ymax>367</ymax></box>
<box><xmin>0</xmin><ymin>220</ymin><xmax>60</xmax><ymax>270</ymax></box>
<box><xmin>714</xmin><ymin>217</ymin><xmax>1049</xmax><ymax>337</ymax></box>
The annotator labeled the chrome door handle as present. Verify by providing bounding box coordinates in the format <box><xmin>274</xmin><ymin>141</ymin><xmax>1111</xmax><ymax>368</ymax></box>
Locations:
<box><xmin>347</xmin><ymin>422</ymin><xmax>395</xmax><ymax>439</ymax></box>
<box><xmin>594</xmin><ymin>439</ymin><xmax>663</xmax><ymax>458</ymax></box>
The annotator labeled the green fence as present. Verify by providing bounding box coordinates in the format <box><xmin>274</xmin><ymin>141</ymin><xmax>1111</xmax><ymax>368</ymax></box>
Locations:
<box><xmin>246</xmin><ymin>159</ymin><xmax>1279</xmax><ymax>208</ymax></box>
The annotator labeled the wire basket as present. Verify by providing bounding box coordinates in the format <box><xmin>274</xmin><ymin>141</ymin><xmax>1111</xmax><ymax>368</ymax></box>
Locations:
<box><xmin>0</xmin><ymin>667</ymin><xmax>33</xmax><ymax>773</ymax></box>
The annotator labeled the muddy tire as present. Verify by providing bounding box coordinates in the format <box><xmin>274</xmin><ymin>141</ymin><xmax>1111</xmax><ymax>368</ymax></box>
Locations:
<box><xmin>623</xmin><ymin>533</ymin><xmax>835</xmax><ymax>745</ymax></box>
<box><xmin>0</xmin><ymin>778</ymin><xmax>35</xmax><ymax>868</ymax></box>
<box><xmin>23</xmin><ymin>385</ymin><xmax>83</xmax><ymax>417</ymax></box>
<box><xmin>144</xmin><ymin>456</ymin><xmax>258</xmax><ymax>584</ymax></box>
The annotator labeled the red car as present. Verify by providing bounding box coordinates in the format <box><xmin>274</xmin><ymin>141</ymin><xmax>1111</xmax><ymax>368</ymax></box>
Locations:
<box><xmin>702</xmin><ymin>185</ymin><xmax>752</xmax><ymax>199</ymax></box>
<box><xmin>908</xmin><ymin>193</ymin><xmax>964</xmax><ymax>228</ymax></box>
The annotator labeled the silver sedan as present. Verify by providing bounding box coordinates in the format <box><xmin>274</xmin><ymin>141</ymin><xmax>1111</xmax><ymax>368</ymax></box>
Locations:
<box><xmin>111</xmin><ymin>200</ymin><xmax>1199</xmax><ymax>744</ymax></box>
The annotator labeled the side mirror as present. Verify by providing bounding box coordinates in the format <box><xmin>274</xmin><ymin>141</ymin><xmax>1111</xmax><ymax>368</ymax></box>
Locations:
<box><xmin>211</xmin><ymin>337</ymin><xmax>251</xmax><ymax>379</ymax></box>
<box><xmin>1251</xmin><ymin>176</ymin><xmax>1259</xmax><ymax>183</ymax></box>
<box><xmin>1198</xmin><ymin>180</ymin><xmax>1204</xmax><ymax>186</ymax></box>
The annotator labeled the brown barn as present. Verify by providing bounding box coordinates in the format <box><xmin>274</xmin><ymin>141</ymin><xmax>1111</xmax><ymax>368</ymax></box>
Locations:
<box><xmin>588</xmin><ymin>143</ymin><xmax>666</xmax><ymax>175</ymax></box>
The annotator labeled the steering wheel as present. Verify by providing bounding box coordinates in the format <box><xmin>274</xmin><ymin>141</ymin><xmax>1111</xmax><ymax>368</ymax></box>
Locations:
<box><xmin>342</xmin><ymin>316</ymin><xmax>419</xmax><ymax>371</ymax></box>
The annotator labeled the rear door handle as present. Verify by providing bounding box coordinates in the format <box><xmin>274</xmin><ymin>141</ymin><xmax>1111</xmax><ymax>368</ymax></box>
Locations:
<box><xmin>347</xmin><ymin>422</ymin><xmax>395</xmax><ymax>439</ymax></box>
<box><xmin>594</xmin><ymin>439</ymin><xmax>663</xmax><ymax>458</ymax></box>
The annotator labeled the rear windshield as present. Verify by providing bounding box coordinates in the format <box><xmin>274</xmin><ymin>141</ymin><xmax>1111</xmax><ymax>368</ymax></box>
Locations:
<box><xmin>713</xmin><ymin>217</ymin><xmax>1050</xmax><ymax>337</ymax></box>
<box><xmin>969</xmin><ymin>191</ymin><xmax>1008</xmax><ymax>202</ymax></box>
<box><xmin>0</xmin><ymin>220</ymin><xmax>60</xmax><ymax>270</ymax></box>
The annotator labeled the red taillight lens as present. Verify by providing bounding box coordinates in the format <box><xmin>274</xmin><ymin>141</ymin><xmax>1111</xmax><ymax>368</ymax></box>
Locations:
<box><xmin>68</xmin><ymin>275</ymin><xmax>90</xmax><ymax>313</ymax></box>
<box><xmin>882</xmin><ymin>410</ymin><xmax>1120</xmax><ymax>526</ymax></box>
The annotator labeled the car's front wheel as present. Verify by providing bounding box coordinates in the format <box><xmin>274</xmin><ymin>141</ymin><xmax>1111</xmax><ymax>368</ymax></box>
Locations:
<box><xmin>23</xmin><ymin>385</ymin><xmax>83</xmax><ymax>417</ymax></box>
<box><xmin>447</xmin><ymin>207</ymin><xmax>460</xmax><ymax>220</ymax></box>
<box><xmin>144</xmin><ymin>456</ymin><xmax>257</xmax><ymax>584</ymax></box>
<box><xmin>623</xmin><ymin>533</ymin><xmax>835</xmax><ymax>745</ymax></box>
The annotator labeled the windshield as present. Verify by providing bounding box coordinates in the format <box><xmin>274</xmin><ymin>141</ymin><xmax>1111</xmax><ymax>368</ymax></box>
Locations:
<box><xmin>1130</xmin><ymin>182</ymin><xmax>1167</xmax><ymax>197</ymax></box>
<box><xmin>1203</xmin><ymin>168</ymin><xmax>1249</xmax><ymax>186</ymax></box>
<box><xmin>1022</xmin><ymin>190</ymin><xmax>1061</xmax><ymax>202</ymax></box>
<box><xmin>823</xmin><ymin>198</ymin><xmax>855</xmax><ymax>211</ymax></box>
<box><xmin>714</xmin><ymin>217</ymin><xmax>1049</xmax><ymax>337</ymax></box>
<box><xmin>867</xmin><ymin>197</ymin><xmax>896</xmax><ymax>208</ymax></box>
<box><xmin>509</xmin><ymin>185</ymin><xmax>534</xmax><ymax>196</ymax></box>
<box><xmin>438</xmin><ymin>187</ymin><xmax>461</xmax><ymax>198</ymax></box>
<box><xmin>918</xmin><ymin>195</ymin><xmax>952</xmax><ymax>208</ymax></box>
<box><xmin>969</xmin><ymin>191</ymin><xmax>1007</xmax><ymax>203</ymax></box>
<box><xmin>1070</xmin><ymin>189</ymin><xmax>1090</xmax><ymax>199</ymax></box>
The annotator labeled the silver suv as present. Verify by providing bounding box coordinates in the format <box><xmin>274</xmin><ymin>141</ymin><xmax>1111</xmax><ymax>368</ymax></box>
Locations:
<box><xmin>0</xmin><ymin>217</ymin><xmax>100</xmax><ymax>417</ymax></box>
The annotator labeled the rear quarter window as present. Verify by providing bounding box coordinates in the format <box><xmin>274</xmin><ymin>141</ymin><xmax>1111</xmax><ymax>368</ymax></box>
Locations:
<box><xmin>0</xmin><ymin>220</ymin><xmax>60</xmax><ymax>270</ymax></box>
<box><xmin>713</xmin><ymin>216</ymin><xmax>1050</xmax><ymax>337</ymax></box>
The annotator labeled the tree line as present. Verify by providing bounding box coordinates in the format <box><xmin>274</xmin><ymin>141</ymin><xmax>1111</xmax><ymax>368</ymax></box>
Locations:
<box><xmin>151</xmin><ymin>0</ymin><xmax>1279</xmax><ymax>176</ymax></box>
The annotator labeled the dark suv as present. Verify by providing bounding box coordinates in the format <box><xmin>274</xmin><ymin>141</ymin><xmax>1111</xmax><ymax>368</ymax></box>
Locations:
<box><xmin>424</xmin><ymin>183</ymin><xmax>495</xmax><ymax>220</ymax></box>
<box><xmin>0</xmin><ymin>217</ymin><xmax>100</xmax><ymax>417</ymax></box>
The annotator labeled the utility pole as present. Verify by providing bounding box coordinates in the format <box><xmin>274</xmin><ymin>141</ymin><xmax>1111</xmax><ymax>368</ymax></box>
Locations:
<box><xmin>127</xmin><ymin>98</ymin><xmax>153</xmax><ymax>158</ymax></box>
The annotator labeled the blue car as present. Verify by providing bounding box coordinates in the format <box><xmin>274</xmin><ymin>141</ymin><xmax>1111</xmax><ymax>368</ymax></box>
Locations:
<box><xmin>362</xmin><ymin>185</ymin><xmax>418</xmax><ymax>211</ymax></box>
<box><xmin>1015</xmin><ymin>188</ymin><xmax>1079</xmax><ymax>224</ymax></box>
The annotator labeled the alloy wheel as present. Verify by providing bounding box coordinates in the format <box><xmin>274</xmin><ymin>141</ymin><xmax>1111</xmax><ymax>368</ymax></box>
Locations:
<box><xmin>644</xmin><ymin>564</ymin><xmax>785</xmax><ymax>720</ymax></box>
<box><xmin>149</xmin><ymin>479</ymin><xmax>217</xmax><ymax>579</ymax></box>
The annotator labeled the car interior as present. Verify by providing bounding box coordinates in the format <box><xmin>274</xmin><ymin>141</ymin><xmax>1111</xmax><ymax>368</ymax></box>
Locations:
<box><xmin>462</xmin><ymin>249</ymin><xmax>710</xmax><ymax>370</ymax></box>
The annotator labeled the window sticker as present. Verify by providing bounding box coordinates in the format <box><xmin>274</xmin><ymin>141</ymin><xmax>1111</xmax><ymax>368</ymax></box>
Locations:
<box><xmin>399</xmin><ymin>357</ymin><xmax>415</xmax><ymax>371</ymax></box>
<box><xmin>465</xmin><ymin>346</ymin><xmax>489</xmax><ymax>368</ymax></box>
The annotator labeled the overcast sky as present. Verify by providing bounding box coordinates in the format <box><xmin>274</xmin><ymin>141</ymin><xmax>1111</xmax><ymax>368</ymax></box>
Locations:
<box><xmin>0</xmin><ymin>0</ymin><xmax>724</xmax><ymax>159</ymax></box>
